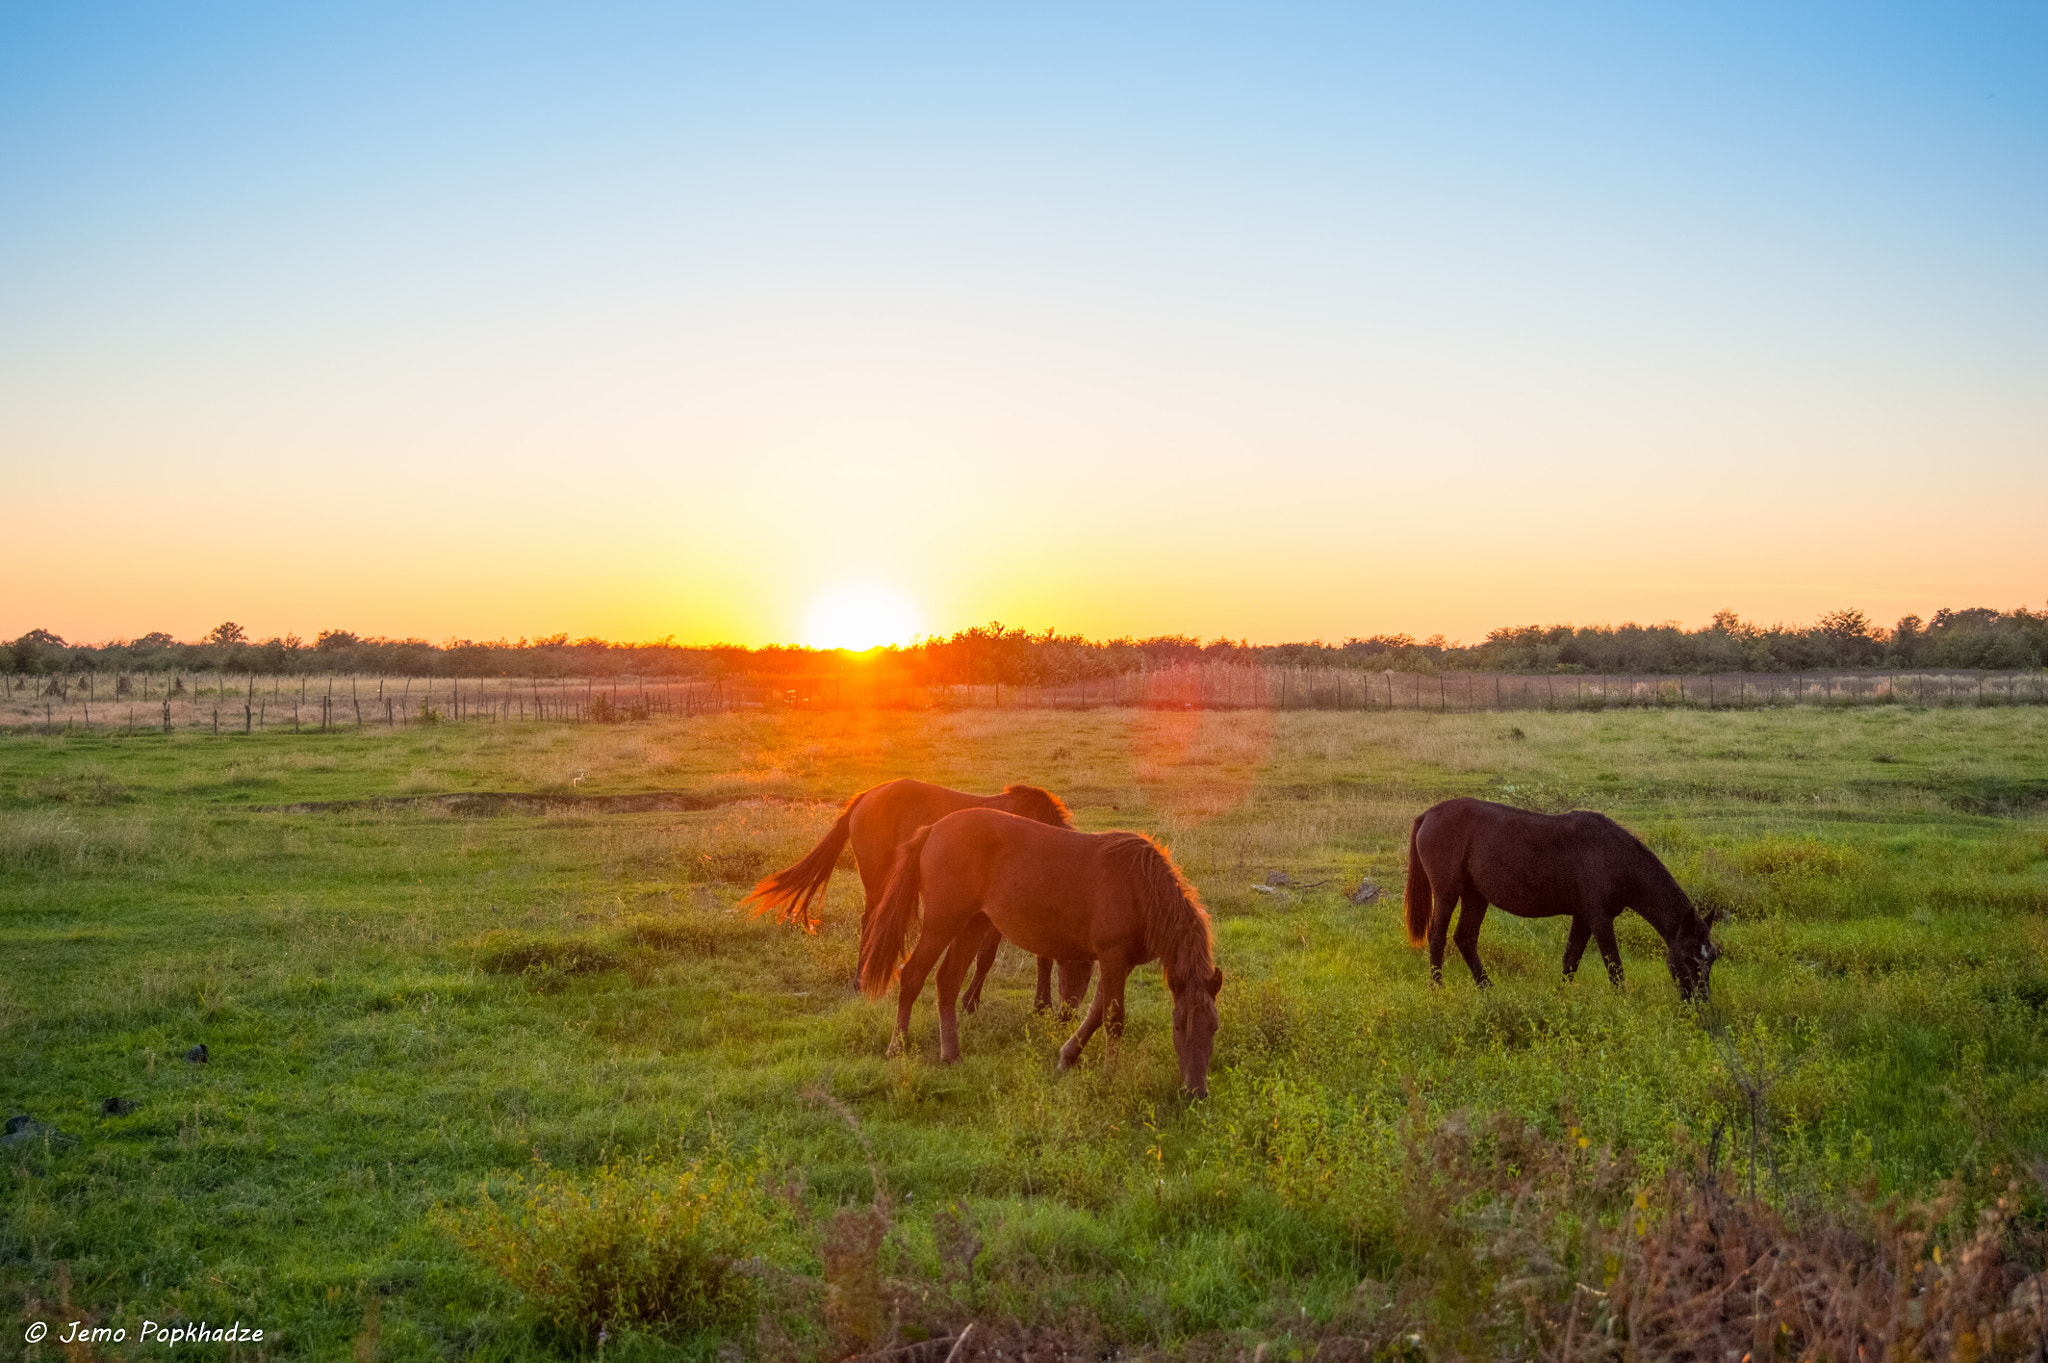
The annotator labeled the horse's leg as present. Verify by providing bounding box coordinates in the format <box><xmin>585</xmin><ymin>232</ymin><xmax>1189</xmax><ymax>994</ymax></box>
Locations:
<box><xmin>960</xmin><ymin>923</ymin><xmax>1002</xmax><ymax>1015</ymax></box>
<box><xmin>1452</xmin><ymin>896</ymin><xmax>1492</xmax><ymax>988</ymax></box>
<box><xmin>1034</xmin><ymin>955</ymin><xmax>1055</xmax><ymax>1012</ymax></box>
<box><xmin>1591</xmin><ymin>914</ymin><xmax>1625</xmax><ymax>987</ymax></box>
<box><xmin>1056</xmin><ymin>959</ymin><xmax>1092</xmax><ymax>1017</ymax></box>
<box><xmin>1562</xmin><ymin>916</ymin><xmax>1593</xmax><ymax>981</ymax></box>
<box><xmin>1099</xmin><ymin>958</ymin><xmax>1132</xmax><ymax>1045</ymax></box>
<box><xmin>890</xmin><ymin>933</ymin><xmax>952</xmax><ymax>1058</ymax></box>
<box><xmin>1058</xmin><ymin>953</ymin><xmax>1129</xmax><ymax>1071</ymax></box>
<box><xmin>933</xmin><ymin>914</ymin><xmax>988</xmax><ymax>1064</ymax></box>
<box><xmin>1427</xmin><ymin>884</ymin><xmax>1461</xmax><ymax>986</ymax></box>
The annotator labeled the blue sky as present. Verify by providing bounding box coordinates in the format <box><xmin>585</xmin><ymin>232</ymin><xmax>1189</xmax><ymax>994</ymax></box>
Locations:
<box><xmin>3</xmin><ymin>4</ymin><xmax>2042</xmax><ymax>644</ymax></box>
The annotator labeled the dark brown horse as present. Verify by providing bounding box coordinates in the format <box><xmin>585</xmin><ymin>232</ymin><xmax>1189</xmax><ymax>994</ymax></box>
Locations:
<box><xmin>859</xmin><ymin>809</ymin><xmax>1224</xmax><ymax>1097</ymax></box>
<box><xmin>1404</xmin><ymin>797</ymin><xmax>1719</xmax><ymax>999</ymax></box>
<box><xmin>743</xmin><ymin>778</ymin><xmax>1091</xmax><ymax>1012</ymax></box>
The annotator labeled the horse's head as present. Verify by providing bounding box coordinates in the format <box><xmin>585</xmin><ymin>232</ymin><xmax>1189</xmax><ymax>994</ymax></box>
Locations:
<box><xmin>1666</xmin><ymin>903</ymin><xmax>1721</xmax><ymax>1001</ymax></box>
<box><xmin>1172</xmin><ymin>967</ymin><xmax>1224</xmax><ymax>1098</ymax></box>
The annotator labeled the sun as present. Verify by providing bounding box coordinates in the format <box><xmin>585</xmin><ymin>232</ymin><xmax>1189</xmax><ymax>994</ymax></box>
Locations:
<box><xmin>803</xmin><ymin>585</ymin><xmax>921</xmax><ymax>651</ymax></box>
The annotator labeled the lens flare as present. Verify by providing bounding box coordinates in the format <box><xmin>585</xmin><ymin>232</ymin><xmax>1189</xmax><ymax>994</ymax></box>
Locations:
<box><xmin>803</xmin><ymin>585</ymin><xmax>920</xmax><ymax>651</ymax></box>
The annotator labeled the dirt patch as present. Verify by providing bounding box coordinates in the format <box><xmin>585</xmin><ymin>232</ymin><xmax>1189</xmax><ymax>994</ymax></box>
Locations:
<box><xmin>258</xmin><ymin>789</ymin><xmax>824</xmax><ymax>816</ymax></box>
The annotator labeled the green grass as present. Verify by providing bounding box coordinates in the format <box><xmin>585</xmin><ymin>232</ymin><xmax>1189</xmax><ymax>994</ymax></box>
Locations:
<box><xmin>2</xmin><ymin>705</ymin><xmax>2045</xmax><ymax>1357</ymax></box>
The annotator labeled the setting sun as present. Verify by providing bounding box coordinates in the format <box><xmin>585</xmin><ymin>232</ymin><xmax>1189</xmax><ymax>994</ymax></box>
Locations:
<box><xmin>803</xmin><ymin>584</ymin><xmax>920</xmax><ymax>651</ymax></box>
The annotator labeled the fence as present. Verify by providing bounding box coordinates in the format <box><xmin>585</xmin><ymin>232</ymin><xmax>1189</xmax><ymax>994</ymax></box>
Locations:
<box><xmin>3</xmin><ymin>664</ymin><xmax>2044</xmax><ymax>736</ymax></box>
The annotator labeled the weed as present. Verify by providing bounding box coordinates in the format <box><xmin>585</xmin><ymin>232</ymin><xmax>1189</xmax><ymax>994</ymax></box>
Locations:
<box><xmin>450</xmin><ymin>1153</ymin><xmax>786</xmax><ymax>1348</ymax></box>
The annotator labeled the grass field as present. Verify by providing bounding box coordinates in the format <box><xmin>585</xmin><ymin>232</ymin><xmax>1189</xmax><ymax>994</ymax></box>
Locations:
<box><xmin>3</xmin><ymin>705</ymin><xmax>2046</xmax><ymax>1359</ymax></box>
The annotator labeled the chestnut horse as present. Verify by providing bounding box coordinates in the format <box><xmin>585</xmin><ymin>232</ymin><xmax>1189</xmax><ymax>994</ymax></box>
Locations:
<box><xmin>859</xmin><ymin>809</ymin><xmax>1224</xmax><ymax>1097</ymax></box>
<box><xmin>742</xmin><ymin>778</ymin><xmax>1091</xmax><ymax>1012</ymax></box>
<box><xmin>1404</xmin><ymin>797</ymin><xmax>1719</xmax><ymax>999</ymax></box>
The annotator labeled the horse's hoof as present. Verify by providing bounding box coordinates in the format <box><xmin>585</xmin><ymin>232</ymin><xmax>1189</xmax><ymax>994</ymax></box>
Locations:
<box><xmin>886</xmin><ymin>1035</ymin><xmax>906</xmax><ymax>1059</ymax></box>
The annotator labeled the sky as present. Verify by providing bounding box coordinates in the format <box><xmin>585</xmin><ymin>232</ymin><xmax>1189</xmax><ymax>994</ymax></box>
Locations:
<box><xmin>2</xmin><ymin>3</ymin><xmax>2043</xmax><ymax>648</ymax></box>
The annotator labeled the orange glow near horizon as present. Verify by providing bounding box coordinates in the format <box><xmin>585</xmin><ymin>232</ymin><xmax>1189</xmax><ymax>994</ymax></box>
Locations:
<box><xmin>2</xmin><ymin>9</ymin><xmax>2044</xmax><ymax>651</ymax></box>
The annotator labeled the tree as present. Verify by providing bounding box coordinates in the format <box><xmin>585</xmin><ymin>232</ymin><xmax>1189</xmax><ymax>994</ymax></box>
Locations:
<box><xmin>8</xmin><ymin>628</ymin><xmax>66</xmax><ymax>675</ymax></box>
<box><xmin>206</xmin><ymin>621</ymin><xmax>248</xmax><ymax>646</ymax></box>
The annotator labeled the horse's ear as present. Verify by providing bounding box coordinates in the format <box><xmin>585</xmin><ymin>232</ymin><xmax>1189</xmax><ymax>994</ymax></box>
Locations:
<box><xmin>1702</xmin><ymin>903</ymin><xmax>1723</xmax><ymax>929</ymax></box>
<box><xmin>1209</xmin><ymin>967</ymin><xmax>1225</xmax><ymax>996</ymax></box>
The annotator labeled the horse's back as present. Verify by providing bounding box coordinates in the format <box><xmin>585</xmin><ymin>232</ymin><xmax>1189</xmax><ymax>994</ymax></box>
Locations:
<box><xmin>850</xmin><ymin>780</ymin><xmax>984</xmax><ymax>857</ymax></box>
<box><xmin>1417</xmin><ymin>798</ymin><xmax>1637</xmax><ymax>915</ymax></box>
<box><xmin>921</xmin><ymin>810</ymin><xmax>1126</xmax><ymax>961</ymax></box>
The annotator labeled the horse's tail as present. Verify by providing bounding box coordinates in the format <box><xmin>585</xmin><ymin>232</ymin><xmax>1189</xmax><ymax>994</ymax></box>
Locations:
<box><xmin>742</xmin><ymin>796</ymin><xmax>858</xmax><ymax>933</ymax></box>
<box><xmin>1403</xmin><ymin>813</ymin><xmax>1430</xmax><ymax>947</ymax></box>
<box><xmin>859</xmin><ymin>825</ymin><xmax>932</xmax><ymax>998</ymax></box>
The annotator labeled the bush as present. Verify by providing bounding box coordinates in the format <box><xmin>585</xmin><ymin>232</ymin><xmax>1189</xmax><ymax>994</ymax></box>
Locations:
<box><xmin>451</xmin><ymin>1154</ymin><xmax>787</xmax><ymax>1347</ymax></box>
<box><xmin>475</xmin><ymin>932</ymin><xmax>622</xmax><ymax>982</ymax></box>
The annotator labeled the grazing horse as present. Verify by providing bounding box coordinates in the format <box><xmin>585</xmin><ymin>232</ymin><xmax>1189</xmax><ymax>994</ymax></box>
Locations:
<box><xmin>859</xmin><ymin>809</ymin><xmax>1225</xmax><ymax>1097</ymax></box>
<box><xmin>742</xmin><ymin>778</ymin><xmax>1091</xmax><ymax>1012</ymax></box>
<box><xmin>1404</xmin><ymin>797</ymin><xmax>1719</xmax><ymax>999</ymax></box>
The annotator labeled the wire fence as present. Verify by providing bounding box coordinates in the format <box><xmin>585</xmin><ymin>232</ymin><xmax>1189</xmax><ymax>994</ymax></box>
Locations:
<box><xmin>4</xmin><ymin>664</ymin><xmax>2044</xmax><ymax>736</ymax></box>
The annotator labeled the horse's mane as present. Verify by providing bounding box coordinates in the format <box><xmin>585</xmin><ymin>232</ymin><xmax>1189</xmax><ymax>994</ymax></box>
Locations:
<box><xmin>1102</xmin><ymin>832</ymin><xmax>1214</xmax><ymax>987</ymax></box>
<box><xmin>1001</xmin><ymin>783</ymin><xmax>1074</xmax><ymax>829</ymax></box>
<box><xmin>1599</xmin><ymin>814</ymin><xmax>1709</xmax><ymax>942</ymax></box>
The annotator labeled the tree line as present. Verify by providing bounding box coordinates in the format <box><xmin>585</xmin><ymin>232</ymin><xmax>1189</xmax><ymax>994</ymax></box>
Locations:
<box><xmin>6</xmin><ymin>604</ymin><xmax>2044</xmax><ymax>683</ymax></box>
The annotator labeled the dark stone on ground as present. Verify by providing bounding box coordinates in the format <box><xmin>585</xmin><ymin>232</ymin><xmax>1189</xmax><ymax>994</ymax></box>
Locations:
<box><xmin>0</xmin><ymin>1114</ymin><xmax>71</xmax><ymax>1147</ymax></box>
<box><xmin>102</xmin><ymin>1097</ymin><xmax>138</xmax><ymax>1116</ymax></box>
<box><xmin>186</xmin><ymin>1044</ymin><xmax>209</xmax><ymax>1064</ymax></box>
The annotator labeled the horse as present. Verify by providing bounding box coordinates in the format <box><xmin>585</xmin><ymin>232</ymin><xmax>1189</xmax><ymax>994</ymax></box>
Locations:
<box><xmin>858</xmin><ymin>808</ymin><xmax>1224</xmax><ymax>1097</ymax></box>
<box><xmin>1404</xmin><ymin>797</ymin><xmax>1719</xmax><ymax>999</ymax></box>
<box><xmin>742</xmin><ymin>778</ymin><xmax>1092</xmax><ymax>1013</ymax></box>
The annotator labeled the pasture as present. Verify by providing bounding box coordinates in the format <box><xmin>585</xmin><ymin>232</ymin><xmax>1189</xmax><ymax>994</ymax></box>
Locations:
<box><xmin>2</xmin><ymin>704</ymin><xmax>2045</xmax><ymax>1359</ymax></box>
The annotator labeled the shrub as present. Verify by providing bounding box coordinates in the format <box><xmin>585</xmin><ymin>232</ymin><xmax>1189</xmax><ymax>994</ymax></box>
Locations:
<box><xmin>1730</xmin><ymin>835</ymin><xmax>1872</xmax><ymax>920</ymax></box>
<box><xmin>451</xmin><ymin>1154</ymin><xmax>785</xmax><ymax>1347</ymax></box>
<box><xmin>475</xmin><ymin>931</ymin><xmax>622</xmax><ymax>982</ymax></box>
<box><xmin>1380</xmin><ymin>1106</ymin><xmax>2048</xmax><ymax>1360</ymax></box>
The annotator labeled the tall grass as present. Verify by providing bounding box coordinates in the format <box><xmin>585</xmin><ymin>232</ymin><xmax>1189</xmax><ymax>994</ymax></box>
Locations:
<box><xmin>0</xmin><ymin>706</ymin><xmax>2043</xmax><ymax>1356</ymax></box>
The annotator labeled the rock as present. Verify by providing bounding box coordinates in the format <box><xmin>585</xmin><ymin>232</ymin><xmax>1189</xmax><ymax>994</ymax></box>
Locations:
<box><xmin>1250</xmin><ymin>884</ymin><xmax>1285</xmax><ymax>896</ymax></box>
<box><xmin>185</xmin><ymin>1044</ymin><xmax>209</xmax><ymax>1064</ymax></box>
<box><xmin>1264</xmin><ymin>871</ymin><xmax>1294</xmax><ymax>886</ymax></box>
<box><xmin>1349</xmin><ymin>877</ymin><xmax>1382</xmax><ymax>905</ymax></box>
<box><xmin>0</xmin><ymin>1114</ymin><xmax>71</xmax><ymax>1148</ymax></box>
<box><xmin>101</xmin><ymin>1097</ymin><xmax>137</xmax><ymax>1117</ymax></box>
